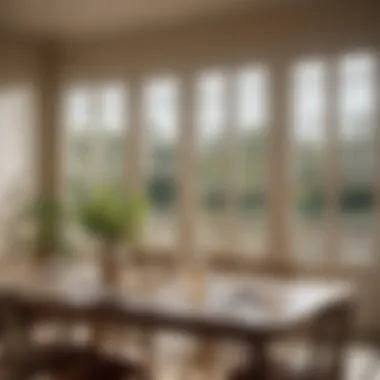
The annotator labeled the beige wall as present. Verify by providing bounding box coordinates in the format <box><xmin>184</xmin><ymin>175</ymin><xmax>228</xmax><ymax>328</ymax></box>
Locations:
<box><xmin>60</xmin><ymin>0</ymin><xmax>380</xmax><ymax>77</ymax></box>
<box><xmin>0</xmin><ymin>34</ymin><xmax>39</xmax><ymax>192</ymax></box>
<box><xmin>0</xmin><ymin>35</ymin><xmax>39</xmax><ymax>255</ymax></box>
<box><xmin>0</xmin><ymin>37</ymin><xmax>62</xmax><ymax>201</ymax></box>
<box><xmin>0</xmin><ymin>35</ymin><xmax>39</xmax><ymax>83</ymax></box>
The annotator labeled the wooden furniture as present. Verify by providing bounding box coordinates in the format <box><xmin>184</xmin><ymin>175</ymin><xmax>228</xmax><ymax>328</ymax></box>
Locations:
<box><xmin>0</xmin><ymin>272</ymin><xmax>355</xmax><ymax>380</ymax></box>
<box><xmin>229</xmin><ymin>302</ymin><xmax>353</xmax><ymax>380</ymax></box>
<box><xmin>0</xmin><ymin>343</ymin><xmax>144</xmax><ymax>380</ymax></box>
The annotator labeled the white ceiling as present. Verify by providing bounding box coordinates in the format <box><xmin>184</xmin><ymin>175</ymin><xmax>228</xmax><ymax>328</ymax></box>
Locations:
<box><xmin>0</xmin><ymin>0</ymin><xmax>261</xmax><ymax>40</ymax></box>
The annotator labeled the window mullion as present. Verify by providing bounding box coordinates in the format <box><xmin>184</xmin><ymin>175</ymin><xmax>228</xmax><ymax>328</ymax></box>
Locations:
<box><xmin>268</xmin><ymin>60</ymin><xmax>292</xmax><ymax>272</ymax></box>
<box><xmin>223</xmin><ymin>70</ymin><xmax>239</xmax><ymax>255</ymax></box>
<box><xmin>374</xmin><ymin>56</ymin><xmax>380</xmax><ymax>270</ymax></box>
<box><xmin>324</xmin><ymin>60</ymin><xmax>341</xmax><ymax>269</ymax></box>
<box><xmin>178</xmin><ymin>71</ymin><xmax>197</xmax><ymax>269</ymax></box>
<box><xmin>127</xmin><ymin>78</ymin><xmax>144</xmax><ymax>195</ymax></box>
<box><xmin>89</xmin><ymin>86</ymin><xmax>105</xmax><ymax>187</ymax></box>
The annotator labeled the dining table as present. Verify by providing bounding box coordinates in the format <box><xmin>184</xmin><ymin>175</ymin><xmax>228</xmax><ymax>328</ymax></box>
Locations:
<box><xmin>0</xmin><ymin>265</ymin><xmax>355</xmax><ymax>380</ymax></box>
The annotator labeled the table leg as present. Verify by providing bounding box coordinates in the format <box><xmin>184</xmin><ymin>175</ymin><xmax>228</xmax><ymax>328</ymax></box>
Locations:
<box><xmin>88</xmin><ymin>322</ymin><xmax>106</xmax><ymax>349</ymax></box>
<box><xmin>227</xmin><ymin>340</ymin><xmax>271</xmax><ymax>380</ymax></box>
<box><xmin>245</xmin><ymin>341</ymin><xmax>269</xmax><ymax>380</ymax></box>
<box><xmin>310</xmin><ymin>302</ymin><xmax>353</xmax><ymax>380</ymax></box>
<box><xmin>2</xmin><ymin>308</ymin><xmax>33</xmax><ymax>358</ymax></box>
<box><xmin>330</xmin><ymin>304</ymin><xmax>353</xmax><ymax>380</ymax></box>
<box><xmin>197</xmin><ymin>338</ymin><xmax>219</xmax><ymax>379</ymax></box>
<box><xmin>179</xmin><ymin>338</ymin><xmax>219</xmax><ymax>380</ymax></box>
<box><xmin>139</xmin><ymin>329</ymin><xmax>156</xmax><ymax>380</ymax></box>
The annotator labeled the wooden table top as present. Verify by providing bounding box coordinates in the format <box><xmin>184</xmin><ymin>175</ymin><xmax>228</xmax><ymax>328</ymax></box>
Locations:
<box><xmin>0</xmin><ymin>267</ymin><xmax>355</xmax><ymax>340</ymax></box>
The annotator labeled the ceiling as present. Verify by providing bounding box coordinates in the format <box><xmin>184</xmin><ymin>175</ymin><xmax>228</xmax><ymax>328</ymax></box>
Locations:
<box><xmin>0</xmin><ymin>0</ymin><xmax>268</xmax><ymax>40</ymax></box>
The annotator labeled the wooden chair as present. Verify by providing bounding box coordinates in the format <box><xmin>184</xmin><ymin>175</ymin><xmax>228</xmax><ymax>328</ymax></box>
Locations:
<box><xmin>229</xmin><ymin>302</ymin><xmax>353</xmax><ymax>380</ymax></box>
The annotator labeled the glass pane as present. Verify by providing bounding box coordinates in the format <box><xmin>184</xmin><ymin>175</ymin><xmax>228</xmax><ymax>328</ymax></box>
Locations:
<box><xmin>99</xmin><ymin>84</ymin><xmax>127</xmax><ymax>190</ymax></box>
<box><xmin>143</xmin><ymin>76</ymin><xmax>179</xmax><ymax>249</ymax></box>
<box><xmin>236</xmin><ymin>66</ymin><xmax>269</xmax><ymax>257</ymax></box>
<box><xmin>291</xmin><ymin>61</ymin><xmax>326</xmax><ymax>263</ymax></box>
<box><xmin>196</xmin><ymin>71</ymin><xmax>227</xmax><ymax>253</ymax></box>
<box><xmin>64</xmin><ymin>86</ymin><xmax>93</xmax><ymax>200</ymax></box>
<box><xmin>339</xmin><ymin>53</ymin><xmax>376</xmax><ymax>265</ymax></box>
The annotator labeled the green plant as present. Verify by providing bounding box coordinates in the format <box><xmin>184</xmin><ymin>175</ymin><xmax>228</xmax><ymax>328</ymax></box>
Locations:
<box><xmin>76</xmin><ymin>187</ymin><xmax>146</xmax><ymax>244</ymax></box>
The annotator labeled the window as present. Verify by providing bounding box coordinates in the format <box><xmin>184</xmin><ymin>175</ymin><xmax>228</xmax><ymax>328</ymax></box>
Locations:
<box><xmin>235</xmin><ymin>66</ymin><xmax>269</xmax><ymax>257</ymax></box>
<box><xmin>64</xmin><ymin>86</ymin><xmax>91</xmax><ymax>199</ymax></box>
<box><xmin>61</xmin><ymin>53</ymin><xmax>378</xmax><ymax>264</ymax></box>
<box><xmin>338</xmin><ymin>53</ymin><xmax>376</xmax><ymax>265</ymax></box>
<box><xmin>143</xmin><ymin>76</ymin><xmax>179</xmax><ymax>249</ymax></box>
<box><xmin>195</xmin><ymin>71</ymin><xmax>227</xmax><ymax>253</ymax></box>
<box><xmin>291</xmin><ymin>61</ymin><xmax>327</xmax><ymax>263</ymax></box>
<box><xmin>101</xmin><ymin>85</ymin><xmax>127</xmax><ymax>189</ymax></box>
<box><xmin>63</xmin><ymin>83</ymin><xmax>127</xmax><ymax>201</ymax></box>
